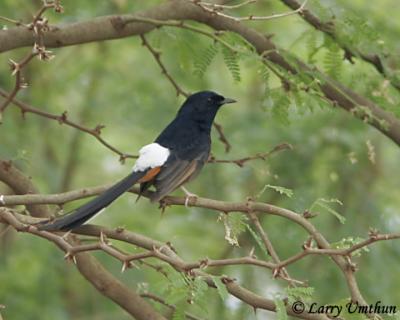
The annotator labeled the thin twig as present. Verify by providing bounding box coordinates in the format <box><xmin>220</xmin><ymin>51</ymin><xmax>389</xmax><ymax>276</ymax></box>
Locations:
<box><xmin>208</xmin><ymin>143</ymin><xmax>292</xmax><ymax>166</ymax></box>
<box><xmin>0</xmin><ymin>89</ymin><xmax>136</xmax><ymax>161</ymax></box>
<box><xmin>122</xmin><ymin>17</ymin><xmax>237</xmax><ymax>52</ymax></box>
<box><xmin>193</xmin><ymin>0</ymin><xmax>308</xmax><ymax>22</ymax></box>
<box><xmin>203</xmin><ymin>0</ymin><xmax>257</xmax><ymax>10</ymax></box>
<box><xmin>0</xmin><ymin>15</ymin><xmax>25</xmax><ymax>26</ymax></box>
<box><xmin>0</xmin><ymin>1</ymin><xmax>59</xmax><ymax>120</ymax></box>
<box><xmin>0</xmin><ymin>51</ymin><xmax>36</xmax><ymax>119</ymax></box>
<box><xmin>140</xmin><ymin>34</ymin><xmax>189</xmax><ymax>97</ymax></box>
<box><xmin>0</xmin><ymin>208</ymin><xmax>327</xmax><ymax>319</ymax></box>
<box><xmin>213</xmin><ymin>122</ymin><xmax>232</xmax><ymax>153</ymax></box>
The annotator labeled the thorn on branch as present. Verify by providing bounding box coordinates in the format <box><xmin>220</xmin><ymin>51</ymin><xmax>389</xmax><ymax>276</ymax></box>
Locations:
<box><xmin>119</xmin><ymin>155</ymin><xmax>127</xmax><ymax>164</ymax></box>
<box><xmin>368</xmin><ymin>228</ymin><xmax>379</xmax><ymax>240</ymax></box>
<box><xmin>8</xmin><ymin>59</ymin><xmax>20</xmax><ymax>76</ymax></box>
<box><xmin>94</xmin><ymin>124</ymin><xmax>106</xmax><ymax>135</ymax></box>
<box><xmin>272</xmin><ymin>267</ymin><xmax>282</xmax><ymax>278</ymax></box>
<box><xmin>221</xmin><ymin>275</ymin><xmax>235</xmax><ymax>284</ymax></box>
<box><xmin>165</xmin><ymin>241</ymin><xmax>177</xmax><ymax>254</ymax></box>
<box><xmin>302</xmin><ymin>209</ymin><xmax>318</xmax><ymax>219</ymax></box>
<box><xmin>302</xmin><ymin>236</ymin><xmax>313</xmax><ymax>250</ymax></box>
<box><xmin>64</xmin><ymin>251</ymin><xmax>77</xmax><ymax>264</ymax></box>
<box><xmin>199</xmin><ymin>258</ymin><xmax>209</xmax><ymax>269</ymax></box>
<box><xmin>345</xmin><ymin>256</ymin><xmax>357</xmax><ymax>272</ymax></box>
<box><xmin>58</xmin><ymin>111</ymin><xmax>68</xmax><ymax>124</ymax></box>
<box><xmin>115</xmin><ymin>226</ymin><xmax>125</xmax><ymax>233</ymax></box>
<box><xmin>121</xmin><ymin>261</ymin><xmax>133</xmax><ymax>273</ymax></box>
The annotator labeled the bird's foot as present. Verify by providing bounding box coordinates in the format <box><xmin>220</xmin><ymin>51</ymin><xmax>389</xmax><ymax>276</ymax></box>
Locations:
<box><xmin>184</xmin><ymin>193</ymin><xmax>198</xmax><ymax>207</ymax></box>
<box><xmin>181</xmin><ymin>186</ymin><xmax>198</xmax><ymax>207</ymax></box>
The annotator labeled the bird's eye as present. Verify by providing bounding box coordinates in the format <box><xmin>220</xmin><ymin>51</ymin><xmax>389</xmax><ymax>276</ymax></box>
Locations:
<box><xmin>207</xmin><ymin>97</ymin><xmax>212</xmax><ymax>102</ymax></box>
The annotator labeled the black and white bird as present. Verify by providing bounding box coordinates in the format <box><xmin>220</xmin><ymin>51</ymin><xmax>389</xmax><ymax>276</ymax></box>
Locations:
<box><xmin>39</xmin><ymin>91</ymin><xmax>236</xmax><ymax>231</ymax></box>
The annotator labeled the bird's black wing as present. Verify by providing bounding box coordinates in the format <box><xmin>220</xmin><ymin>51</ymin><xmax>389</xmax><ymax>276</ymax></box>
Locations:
<box><xmin>149</xmin><ymin>148</ymin><xmax>209</xmax><ymax>202</ymax></box>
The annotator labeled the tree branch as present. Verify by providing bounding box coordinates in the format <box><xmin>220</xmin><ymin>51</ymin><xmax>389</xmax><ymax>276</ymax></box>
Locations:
<box><xmin>1</xmin><ymin>182</ymin><xmax>395</xmax><ymax>312</ymax></box>
<box><xmin>140</xmin><ymin>34</ymin><xmax>189</xmax><ymax>98</ymax></box>
<box><xmin>0</xmin><ymin>161</ymin><xmax>164</xmax><ymax>319</ymax></box>
<box><xmin>1</xmin><ymin>0</ymin><xmax>398</xmax><ymax>148</ymax></box>
<box><xmin>0</xmin><ymin>208</ymin><xmax>329</xmax><ymax>320</ymax></box>
<box><xmin>0</xmin><ymin>89</ymin><xmax>136</xmax><ymax>162</ymax></box>
<box><xmin>279</xmin><ymin>0</ymin><xmax>400</xmax><ymax>91</ymax></box>
<box><xmin>194</xmin><ymin>0</ymin><xmax>308</xmax><ymax>21</ymax></box>
<box><xmin>0</xmin><ymin>159</ymin><xmax>49</xmax><ymax>217</ymax></box>
<box><xmin>208</xmin><ymin>143</ymin><xmax>292</xmax><ymax>166</ymax></box>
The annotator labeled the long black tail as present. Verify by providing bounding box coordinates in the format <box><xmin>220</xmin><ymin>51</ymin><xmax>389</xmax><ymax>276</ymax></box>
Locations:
<box><xmin>39</xmin><ymin>171</ymin><xmax>144</xmax><ymax>231</ymax></box>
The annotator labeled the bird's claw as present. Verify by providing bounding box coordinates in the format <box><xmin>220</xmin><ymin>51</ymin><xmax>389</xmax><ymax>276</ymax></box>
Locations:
<box><xmin>184</xmin><ymin>193</ymin><xmax>198</xmax><ymax>207</ymax></box>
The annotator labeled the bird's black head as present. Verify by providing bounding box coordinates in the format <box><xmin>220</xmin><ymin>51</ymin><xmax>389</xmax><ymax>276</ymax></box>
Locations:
<box><xmin>177</xmin><ymin>91</ymin><xmax>236</xmax><ymax>123</ymax></box>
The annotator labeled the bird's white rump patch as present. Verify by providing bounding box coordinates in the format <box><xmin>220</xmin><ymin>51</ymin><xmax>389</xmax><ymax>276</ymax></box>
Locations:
<box><xmin>133</xmin><ymin>143</ymin><xmax>170</xmax><ymax>172</ymax></box>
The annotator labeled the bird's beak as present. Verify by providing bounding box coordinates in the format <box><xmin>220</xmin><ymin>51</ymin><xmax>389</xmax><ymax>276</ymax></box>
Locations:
<box><xmin>221</xmin><ymin>97</ymin><xmax>237</xmax><ymax>105</ymax></box>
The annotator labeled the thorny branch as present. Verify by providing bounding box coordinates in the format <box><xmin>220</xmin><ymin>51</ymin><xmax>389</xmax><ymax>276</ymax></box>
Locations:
<box><xmin>0</xmin><ymin>1</ymin><xmax>398</xmax><ymax>319</ymax></box>
<box><xmin>0</xmin><ymin>89</ymin><xmax>136</xmax><ymax>162</ymax></box>
<box><xmin>194</xmin><ymin>0</ymin><xmax>309</xmax><ymax>22</ymax></box>
<box><xmin>0</xmin><ymin>1</ymin><xmax>60</xmax><ymax>121</ymax></box>
<box><xmin>1</xmin><ymin>1</ymin><xmax>399</xmax><ymax>146</ymax></box>
<box><xmin>279</xmin><ymin>0</ymin><xmax>400</xmax><ymax>91</ymax></box>
<box><xmin>1</xmin><ymin>182</ymin><xmax>399</xmax><ymax>319</ymax></box>
<box><xmin>0</xmin><ymin>209</ymin><xmax>328</xmax><ymax>320</ymax></box>
<box><xmin>208</xmin><ymin>143</ymin><xmax>292</xmax><ymax>166</ymax></box>
<box><xmin>140</xmin><ymin>34</ymin><xmax>189</xmax><ymax>98</ymax></box>
<box><xmin>1</xmin><ymin>200</ymin><xmax>398</xmax><ymax>319</ymax></box>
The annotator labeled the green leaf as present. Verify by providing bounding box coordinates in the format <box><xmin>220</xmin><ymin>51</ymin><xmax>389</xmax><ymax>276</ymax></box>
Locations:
<box><xmin>165</xmin><ymin>287</ymin><xmax>188</xmax><ymax>305</ymax></box>
<box><xmin>274</xmin><ymin>298</ymin><xmax>288</xmax><ymax>320</ymax></box>
<box><xmin>285</xmin><ymin>287</ymin><xmax>314</xmax><ymax>304</ymax></box>
<box><xmin>221</xmin><ymin>45</ymin><xmax>241</xmax><ymax>82</ymax></box>
<box><xmin>331</xmin><ymin>237</ymin><xmax>369</xmax><ymax>257</ymax></box>
<box><xmin>260</xmin><ymin>65</ymin><xmax>270</xmax><ymax>97</ymax></box>
<box><xmin>259</xmin><ymin>184</ymin><xmax>294</xmax><ymax>198</ymax></box>
<box><xmin>193</xmin><ymin>43</ymin><xmax>219</xmax><ymax>78</ymax></box>
<box><xmin>212</xmin><ymin>276</ymin><xmax>229</xmax><ymax>301</ymax></box>
<box><xmin>323</xmin><ymin>36</ymin><xmax>343</xmax><ymax>80</ymax></box>
<box><xmin>265</xmin><ymin>89</ymin><xmax>291</xmax><ymax>125</ymax></box>
<box><xmin>309</xmin><ymin>198</ymin><xmax>346</xmax><ymax>224</ymax></box>
<box><xmin>246</xmin><ymin>225</ymin><xmax>270</xmax><ymax>259</ymax></box>
<box><xmin>219</xmin><ymin>213</ymin><xmax>248</xmax><ymax>246</ymax></box>
<box><xmin>172</xmin><ymin>303</ymin><xmax>186</xmax><ymax>320</ymax></box>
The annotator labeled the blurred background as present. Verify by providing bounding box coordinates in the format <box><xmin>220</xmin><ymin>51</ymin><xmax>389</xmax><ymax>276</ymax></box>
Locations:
<box><xmin>0</xmin><ymin>0</ymin><xmax>399</xmax><ymax>319</ymax></box>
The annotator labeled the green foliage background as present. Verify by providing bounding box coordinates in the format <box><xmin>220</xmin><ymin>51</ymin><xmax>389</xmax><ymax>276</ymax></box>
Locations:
<box><xmin>0</xmin><ymin>0</ymin><xmax>399</xmax><ymax>319</ymax></box>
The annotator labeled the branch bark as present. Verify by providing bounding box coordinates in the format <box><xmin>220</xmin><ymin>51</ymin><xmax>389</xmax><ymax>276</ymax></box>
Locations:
<box><xmin>1</xmin><ymin>0</ymin><xmax>400</xmax><ymax>148</ymax></box>
<box><xmin>0</xmin><ymin>162</ymin><xmax>165</xmax><ymax>320</ymax></box>
<box><xmin>0</xmin><ymin>184</ymin><xmax>375</xmax><ymax>307</ymax></box>
<box><xmin>0</xmin><ymin>209</ymin><xmax>330</xmax><ymax>320</ymax></box>
<box><xmin>0</xmin><ymin>159</ymin><xmax>49</xmax><ymax>217</ymax></box>
<box><xmin>279</xmin><ymin>0</ymin><xmax>399</xmax><ymax>91</ymax></box>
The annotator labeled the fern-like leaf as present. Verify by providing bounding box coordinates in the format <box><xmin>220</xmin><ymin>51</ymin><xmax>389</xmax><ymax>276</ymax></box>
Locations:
<box><xmin>274</xmin><ymin>298</ymin><xmax>288</xmax><ymax>320</ymax></box>
<box><xmin>323</xmin><ymin>36</ymin><xmax>343</xmax><ymax>80</ymax></box>
<box><xmin>193</xmin><ymin>43</ymin><xmax>219</xmax><ymax>78</ymax></box>
<box><xmin>221</xmin><ymin>46</ymin><xmax>241</xmax><ymax>82</ymax></box>
<box><xmin>172</xmin><ymin>303</ymin><xmax>186</xmax><ymax>320</ymax></box>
